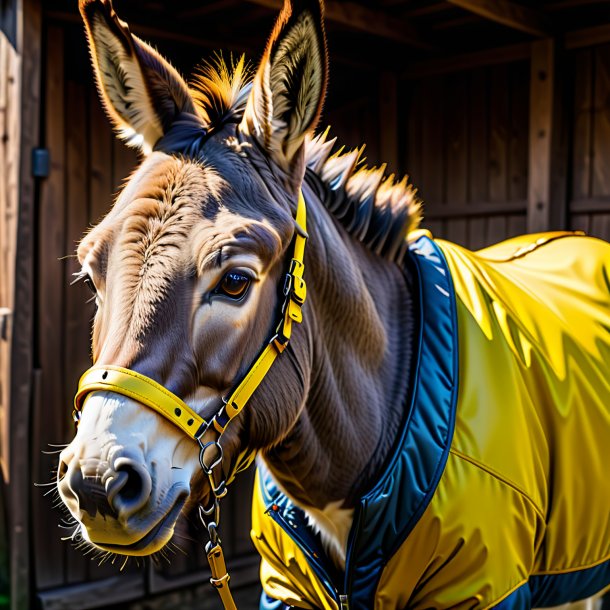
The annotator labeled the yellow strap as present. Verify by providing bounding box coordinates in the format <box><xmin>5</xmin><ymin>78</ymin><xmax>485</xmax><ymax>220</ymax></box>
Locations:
<box><xmin>214</xmin><ymin>191</ymin><xmax>307</xmax><ymax>434</ymax></box>
<box><xmin>207</xmin><ymin>543</ymin><xmax>238</xmax><ymax>610</ymax></box>
<box><xmin>74</xmin><ymin>365</ymin><xmax>207</xmax><ymax>440</ymax></box>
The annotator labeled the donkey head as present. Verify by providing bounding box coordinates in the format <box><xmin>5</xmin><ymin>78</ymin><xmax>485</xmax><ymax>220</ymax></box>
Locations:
<box><xmin>57</xmin><ymin>0</ymin><xmax>327</xmax><ymax>556</ymax></box>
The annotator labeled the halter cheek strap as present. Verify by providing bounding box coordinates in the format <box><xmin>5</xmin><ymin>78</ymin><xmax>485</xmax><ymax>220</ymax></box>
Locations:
<box><xmin>72</xmin><ymin>191</ymin><xmax>308</xmax><ymax>610</ymax></box>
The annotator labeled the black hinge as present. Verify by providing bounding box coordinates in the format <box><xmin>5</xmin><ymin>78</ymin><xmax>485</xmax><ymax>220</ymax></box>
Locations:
<box><xmin>32</xmin><ymin>148</ymin><xmax>49</xmax><ymax>178</ymax></box>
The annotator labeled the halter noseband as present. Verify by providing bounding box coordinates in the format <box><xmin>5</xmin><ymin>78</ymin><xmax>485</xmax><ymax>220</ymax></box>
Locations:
<box><xmin>72</xmin><ymin>191</ymin><xmax>308</xmax><ymax>610</ymax></box>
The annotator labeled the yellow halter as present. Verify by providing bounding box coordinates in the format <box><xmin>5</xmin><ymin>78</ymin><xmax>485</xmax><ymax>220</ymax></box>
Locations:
<box><xmin>72</xmin><ymin>191</ymin><xmax>308</xmax><ymax>610</ymax></box>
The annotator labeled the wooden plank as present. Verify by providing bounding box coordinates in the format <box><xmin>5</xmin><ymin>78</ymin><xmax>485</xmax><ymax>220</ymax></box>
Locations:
<box><xmin>38</xmin><ymin>574</ymin><xmax>145</xmax><ymax>610</ymax></box>
<box><xmin>404</xmin><ymin>80</ymin><xmax>423</xmax><ymax>189</ymax></box>
<box><xmin>571</xmin><ymin>49</ymin><xmax>594</xmax><ymax>201</ymax></box>
<box><xmin>570</xmin><ymin>213</ymin><xmax>590</xmax><ymax>234</ymax></box>
<box><xmin>228</xmin><ymin>469</ymin><xmax>256</xmax><ymax>556</ymax></box>
<box><xmin>244</xmin><ymin>0</ymin><xmax>435</xmax><ymax>49</ymax></box>
<box><xmin>88</xmin><ymin>85</ymin><xmax>113</xmax><ymax>224</ymax></box>
<box><xmin>527</xmin><ymin>39</ymin><xmax>554</xmax><ymax>233</ymax></box>
<box><xmin>571</xmin><ymin>197</ymin><xmax>610</xmax><ymax>213</ymax></box>
<box><xmin>422</xmin><ymin>218</ymin><xmax>444</xmax><ymax>239</ymax></box>
<box><xmin>446</xmin><ymin>0</ymin><xmax>552</xmax><ymax>37</ymax></box>
<box><xmin>149</xmin><ymin>544</ymin><xmax>259</xmax><ymax>596</ymax></box>
<box><xmin>566</xmin><ymin>23</ymin><xmax>610</xmax><ymax>50</ymax></box>
<box><xmin>445</xmin><ymin>219</ymin><xmax>468</xmax><ymax>245</ymax></box>
<box><xmin>425</xmin><ymin>199</ymin><xmax>526</xmax><ymax>219</ymax></box>
<box><xmin>486</xmin><ymin>215</ymin><xmax>507</xmax><ymax>244</ymax></box>
<box><xmin>507</xmin><ymin>213</ymin><xmax>527</xmax><ymax>237</ymax></box>
<box><xmin>178</xmin><ymin>0</ymin><xmax>241</xmax><ymax>19</ymax></box>
<box><xmin>379</xmin><ymin>71</ymin><xmax>398</xmax><ymax>174</ymax></box>
<box><xmin>10</xmin><ymin>0</ymin><xmax>42</xmax><ymax>608</ymax></box>
<box><xmin>112</xmin><ymin>139</ymin><xmax>139</xmax><ymax>194</ymax></box>
<box><xmin>589</xmin><ymin>213</ymin><xmax>610</xmax><ymax>241</ymax></box>
<box><xmin>0</xmin><ymin>29</ymin><xmax>18</xmax><ymax>484</ymax></box>
<box><xmin>33</xmin><ymin>23</ymin><xmax>67</xmax><ymax>591</ymax></box>
<box><xmin>419</xmin><ymin>78</ymin><xmax>444</xmax><ymax>207</ymax></box>
<box><xmin>467</xmin><ymin>217</ymin><xmax>488</xmax><ymax>249</ymax></box>
<box><xmin>63</xmin><ymin>79</ymin><xmax>90</xmax><ymax>585</ymax></box>
<box><xmin>45</xmin><ymin>10</ymin><xmax>254</xmax><ymax>56</ymax></box>
<box><xmin>468</xmin><ymin>68</ymin><xmax>489</xmax><ymax>203</ymax></box>
<box><xmin>146</xmin><ymin>557</ymin><xmax>260</xmax><ymax>609</ymax></box>
<box><xmin>508</xmin><ymin>62</ymin><xmax>529</xmax><ymax>202</ymax></box>
<box><xmin>489</xmin><ymin>63</ymin><xmax>509</xmax><ymax>203</ymax></box>
<box><xmin>445</xmin><ymin>73</ymin><xmax>468</xmax><ymax>206</ymax></box>
<box><xmin>592</xmin><ymin>44</ymin><xmax>610</xmax><ymax>198</ymax></box>
<box><xmin>403</xmin><ymin>42</ymin><xmax>531</xmax><ymax>79</ymax></box>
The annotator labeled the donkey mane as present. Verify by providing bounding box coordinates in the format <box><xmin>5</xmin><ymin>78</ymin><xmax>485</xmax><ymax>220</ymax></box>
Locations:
<box><xmin>188</xmin><ymin>55</ymin><xmax>422</xmax><ymax>262</ymax></box>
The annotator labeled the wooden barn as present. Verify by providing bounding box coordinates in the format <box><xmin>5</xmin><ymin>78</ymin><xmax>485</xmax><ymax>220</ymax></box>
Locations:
<box><xmin>1</xmin><ymin>0</ymin><xmax>610</xmax><ymax>608</ymax></box>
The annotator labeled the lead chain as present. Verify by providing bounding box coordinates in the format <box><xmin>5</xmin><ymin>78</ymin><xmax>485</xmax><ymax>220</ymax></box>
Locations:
<box><xmin>196</xmin><ymin>439</ymin><xmax>239</xmax><ymax>610</ymax></box>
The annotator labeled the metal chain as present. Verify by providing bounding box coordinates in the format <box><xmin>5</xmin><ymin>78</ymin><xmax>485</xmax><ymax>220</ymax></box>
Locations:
<box><xmin>196</xmin><ymin>438</ymin><xmax>239</xmax><ymax>610</ymax></box>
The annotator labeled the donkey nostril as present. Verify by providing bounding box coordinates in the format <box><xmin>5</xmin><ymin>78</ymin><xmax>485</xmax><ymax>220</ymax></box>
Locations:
<box><xmin>116</xmin><ymin>465</ymin><xmax>143</xmax><ymax>502</ymax></box>
<box><xmin>108</xmin><ymin>459</ymin><xmax>153</xmax><ymax>518</ymax></box>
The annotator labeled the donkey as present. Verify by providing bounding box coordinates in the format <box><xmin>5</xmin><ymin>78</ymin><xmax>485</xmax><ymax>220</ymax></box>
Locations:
<box><xmin>57</xmin><ymin>0</ymin><xmax>610</xmax><ymax>608</ymax></box>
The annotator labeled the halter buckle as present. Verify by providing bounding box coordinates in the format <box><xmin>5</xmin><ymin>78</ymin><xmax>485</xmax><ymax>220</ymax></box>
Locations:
<box><xmin>283</xmin><ymin>260</ymin><xmax>306</xmax><ymax>305</ymax></box>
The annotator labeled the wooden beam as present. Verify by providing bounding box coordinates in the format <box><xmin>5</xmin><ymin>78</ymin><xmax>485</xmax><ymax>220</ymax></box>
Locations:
<box><xmin>244</xmin><ymin>0</ymin><xmax>435</xmax><ymax>49</ymax></box>
<box><xmin>528</xmin><ymin>39</ymin><xmax>553</xmax><ymax>232</ymax></box>
<box><xmin>571</xmin><ymin>198</ymin><xmax>610</xmax><ymax>214</ymax></box>
<box><xmin>402</xmin><ymin>42</ymin><xmax>530</xmax><ymax>79</ymax></box>
<box><xmin>446</xmin><ymin>0</ymin><xmax>552</xmax><ymax>37</ymax></box>
<box><xmin>527</xmin><ymin>39</ymin><xmax>567</xmax><ymax>233</ymax></box>
<box><xmin>45</xmin><ymin>9</ymin><xmax>378</xmax><ymax>70</ymax></box>
<box><xmin>565</xmin><ymin>23</ymin><xmax>610</xmax><ymax>50</ymax></box>
<box><xmin>178</xmin><ymin>0</ymin><xmax>241</xmax><ymax>20</ymax></box>
<box><xmin>37</xmin><ymin>574</ymin><xmax>145</xmax><ymax>610</ymax></box>
<box><xmin>424</xmin><ymin>200</ymin><xmax>527</xmax><ymax>220</ymax></box>
<box><xmin>9</xmin><ymin>0</ymin><xmax>42</xmax><ymax>607</ymax></box>
<box><xmin>379</xmin><ymin>71</ymin><xmax>398</xmax><ymax>173</ymax></box>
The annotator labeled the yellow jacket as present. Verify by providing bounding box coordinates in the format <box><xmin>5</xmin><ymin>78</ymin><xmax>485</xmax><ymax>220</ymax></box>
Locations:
<box><xmin>251</xmin><ymin>231</ymin><xmax>610</xmax><ymax>609</ymax></box>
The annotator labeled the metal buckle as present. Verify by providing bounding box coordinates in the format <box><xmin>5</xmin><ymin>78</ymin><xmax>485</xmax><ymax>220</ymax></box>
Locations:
<box><xmin>283</xmin><ymin>272</ymin><xmax>293</xmax><ymax>298</ymax></box>
<box><xmin>198</xmin><ymin>440</ymin><xmax>228</xmax><ymax>499</ymax></box>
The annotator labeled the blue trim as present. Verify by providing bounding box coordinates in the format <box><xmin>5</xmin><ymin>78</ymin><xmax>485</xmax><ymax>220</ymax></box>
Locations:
<box><xmin>343</xmin><ymin>235</ymin><xmax>459</xmax><ymax>609</ymax></box>
<box><xmin>530</xmin><ymin>558</ymin><xmax>610</xmax><ymax>607</ymax></box>
<box><xmin>493</xmin><ymin>584</ymin><xmax>532</xmax><ymax>609</ymax></box>
<box><xmin>259</xmin><ymin>592</ymin><xmax>293</xmax><ymax>610</ymax></box>
<box><xmin>257</xmin><ymin>235</ymin><xmax>459</xmax><ymax>610</ymax></box>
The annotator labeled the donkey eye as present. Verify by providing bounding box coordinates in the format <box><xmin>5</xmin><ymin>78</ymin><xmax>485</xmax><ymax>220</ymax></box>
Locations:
<box><xmin>215</xmin><ymin>271</ymin><xmax>251</xmax><ymax>300</ymax></box>
<box><xmin>83</xmin><ymin>275</ymin><xmax>97</xmax><ymax>295</ymax></box>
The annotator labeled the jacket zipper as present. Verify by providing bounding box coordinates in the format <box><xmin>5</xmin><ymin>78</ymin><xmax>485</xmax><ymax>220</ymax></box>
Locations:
<box><xmin>268</xmin><ymin>508</ymin><xmax>347</xmax><ymax>607</ymax></box>
<box><xmin>342</xmin><ymin>503</ymin><xmax>363</xmax><ymax>608</ymax></box>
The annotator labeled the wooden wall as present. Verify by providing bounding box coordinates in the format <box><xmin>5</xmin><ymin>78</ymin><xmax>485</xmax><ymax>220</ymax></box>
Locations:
<box><xmin>0</xmin><ymin>25</ymin><xmax>21</xmax><ymax>605</ymax></box>
<box><xmin>399</xmin><ymin>43</ymin><xmax>610</xmax><ymax>249</ymax></box>
<box><xmin>569</xmin><ymin>45</ymin><xmax>610</xmax><ymax>238</ymax></box>
<box><xmin>400</xmin><ymin>62</ymin><xmax>530</xmax><ymax>249</ymax></box>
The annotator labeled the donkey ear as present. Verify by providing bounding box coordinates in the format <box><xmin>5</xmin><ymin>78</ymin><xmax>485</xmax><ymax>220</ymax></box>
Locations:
<box><xmin>79</xmin><ymin>0</ymin><xmax>197</xmax><ymax>154</ymax></box>
<box><xmin>240</xmin><ymin>0</ymin><xmax>328</xmax><ymax>176</ymax></box>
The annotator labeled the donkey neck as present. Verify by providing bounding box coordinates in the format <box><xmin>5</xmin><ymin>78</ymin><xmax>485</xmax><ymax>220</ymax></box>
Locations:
<box><xmin>262</xmin><ymin>177</ymin><xmax>417</xmax><ymax>551</ymax></box>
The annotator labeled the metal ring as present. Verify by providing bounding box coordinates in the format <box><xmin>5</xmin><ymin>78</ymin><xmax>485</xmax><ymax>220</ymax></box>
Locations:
<box><xmin>199</xmin><ymin>499</ymin><xmax>220</xmax><ymax>529</ymax></box>
<box><xmin>198</xmin><ymin>440</ymin><xmax>224</xmax><ymax>476</ymax></box>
